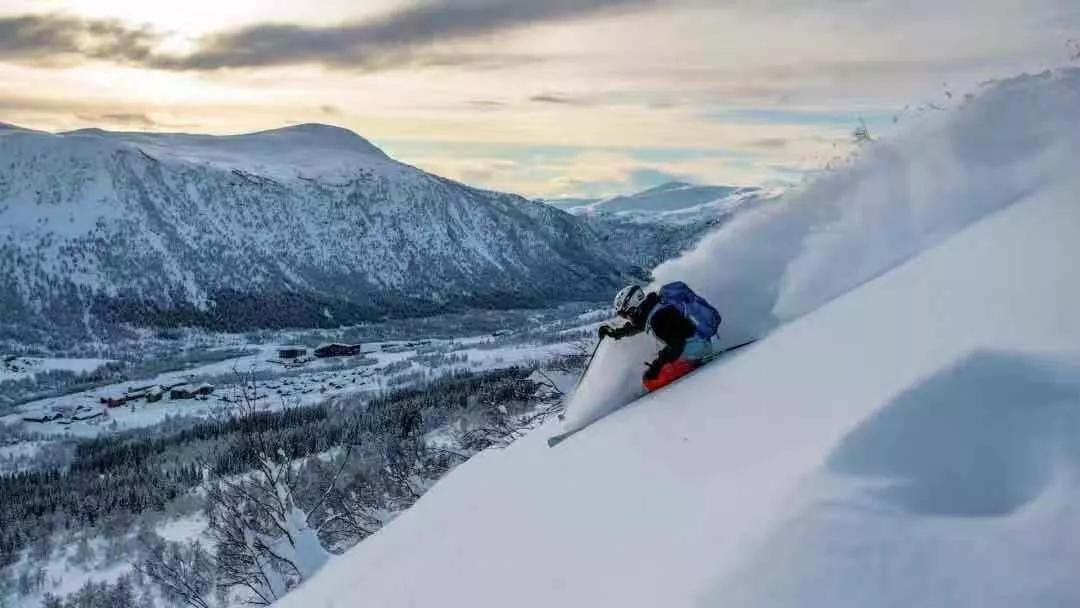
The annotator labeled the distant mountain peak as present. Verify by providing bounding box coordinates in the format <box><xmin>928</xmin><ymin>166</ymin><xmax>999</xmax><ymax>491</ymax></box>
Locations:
<box><xmin>0</xmin><ymin>124</ymin><xmax>630</xmax><ymax>341</ymax></box>
<box><xmin>640</xmin><ymin>181</ymin><xmax>694</xmax><ymax>194</ymax></box>
<box><xmin>249</xmin><ymin>123</ymin><xmax>385</xmax><ymax>154</ymax></box>
<box><xmin>0</xmin><ymin>122</ymin><xmax>35</xmax><ymax>133</ymax></box>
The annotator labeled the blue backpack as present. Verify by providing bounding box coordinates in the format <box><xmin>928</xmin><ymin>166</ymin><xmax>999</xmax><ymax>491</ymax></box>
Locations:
<box><xmin>649</xmin><ymin>281</ymin><xmax>722</xmax><ymax>340</ymax></box>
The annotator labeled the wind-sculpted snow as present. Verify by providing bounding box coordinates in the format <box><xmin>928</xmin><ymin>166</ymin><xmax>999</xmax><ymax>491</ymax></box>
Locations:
<box><xmin>0</xmin><ymin>124</ymin><xmax>630</xmax><ymax>342</ymax></box>
<box><xmin>560</xmin><ymin>68</ymin><xmax>1080</xmax><ymax>433</ymax></box>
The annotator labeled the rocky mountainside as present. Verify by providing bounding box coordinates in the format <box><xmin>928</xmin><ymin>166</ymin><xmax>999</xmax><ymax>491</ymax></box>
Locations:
<box><xmin>0</xmin><ymin>123</ymin><xmax>634</xmax><ymax>343</ymax></box>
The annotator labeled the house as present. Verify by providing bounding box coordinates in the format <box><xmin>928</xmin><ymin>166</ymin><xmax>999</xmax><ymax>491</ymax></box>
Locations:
<box><xmin>314</xmin><ymin>343</ymin><xmax>363</xmax><ymax>358</ymax></box>
<box><xmin>22</xmin><ymin>412</ymin><xmax>63</xmax><ymax>424</ymax></box>
<box><xmin>170</xmin><ymin>384</ymin><xmax>196</xmax><ymax>400</ymax></box>
<box><xmin>101</xmin><ymin>396</ymin><xmax>127</xmax><ymax>408</ymax></box>
<box><xmin>278</xmin><ymin>346</ymin><xmax>307</xmax><ymax>360</ymax></box>
<box><xmin>146</xmin><ymin>387</ymin><xmax>164</xmax><ymax>403</ymax></box>
<box><xmin>195</xmin><ymin>384</ymin><xmax>215</xmax><ymax>397</ymax></box>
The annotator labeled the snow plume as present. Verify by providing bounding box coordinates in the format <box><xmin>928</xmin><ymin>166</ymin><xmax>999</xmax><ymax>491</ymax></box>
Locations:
<box><xmin>562</xmin><ymin>67</ymin><xmax>1080</xmax><ymax>433</ymax></box>
<box><xmin>661</xmin><ymin>67</ymin><xmax>1080</xmax><ymax>333</ymax></box>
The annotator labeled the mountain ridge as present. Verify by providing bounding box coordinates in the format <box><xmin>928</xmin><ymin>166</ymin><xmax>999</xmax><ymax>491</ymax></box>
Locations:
<box><xmin>0</xmin><ymin>123</ymin><xmax>636</xmax><ymax>343</ymax></box>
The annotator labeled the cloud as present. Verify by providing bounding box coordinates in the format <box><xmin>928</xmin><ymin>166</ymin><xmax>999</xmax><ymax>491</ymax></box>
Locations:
<box><xmin>529</xmin><ymin>93</ymin><xmax>592</xmax><ymax>106</ymax></box>
<box><xmin>148</xmin><ymin>0</ymin><xmax>662</xmax><ymax>71</ymax></box>
<box><xmin>0</xmin><ymin>1</ymin><xmax>659</xmax><ymax>71</ymax></box>
<box><xmin>0</xmin><ymin>13</ymin><xmax>159</xmax><ymax>64</ymax></box>
<box><xmin>468</xmin><ymin>99</ymin><xmax>507</xmax><ymax>108</ymax></box>
<box><xmin>75</xmin><ymin>112</ymin><xmax>158</xmax><ymax>128</ymax></box>
<box><xmin>744</xmin><ymin>137</ymin><xmax>789</xmax><ymax>149</ymax></box>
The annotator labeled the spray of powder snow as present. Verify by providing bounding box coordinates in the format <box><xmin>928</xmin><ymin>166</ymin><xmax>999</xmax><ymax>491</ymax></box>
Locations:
<box><xmin>560</xmin><ymin>68</ymin><xmax>1080</xmax><ymax>434</ymax></box>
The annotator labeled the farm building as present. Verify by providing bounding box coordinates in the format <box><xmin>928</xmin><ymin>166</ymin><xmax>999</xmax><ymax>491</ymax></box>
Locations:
<box><xmin>101</xmin><ymin>396</ymin><xmax>127</xmax><ymax>408</ymax></box>
<box><xmin>170</xmin><ymin>385</ymin><xmax>195</xmax><ymax>400</ymax></box>
<box><xmin>278</xmin><ymin>346</ymin><xmax>307</xmax><ymax>360</ymax></box>
<box><xmin>314</xmin><ymin>343</ymin><xmax>363</xmax><ymax>358</ymax></box>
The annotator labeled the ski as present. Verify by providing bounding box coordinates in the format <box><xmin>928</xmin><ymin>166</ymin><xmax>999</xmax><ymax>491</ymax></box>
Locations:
<box><xmin>548</xmin><ymin>339</ymin><xmax>758</xmax><ymax>447</ymax></box>
<box><xmin>546</xmin><ymin>431</ymin><xmax>575</xmax><ymax>448</ymax></box>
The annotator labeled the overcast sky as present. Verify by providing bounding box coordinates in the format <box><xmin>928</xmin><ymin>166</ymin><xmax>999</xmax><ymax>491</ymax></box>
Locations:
<box><xmin>0</xmin><ymin>0</ymin><xmax>1076</xmax><ymax>197</ymax></box>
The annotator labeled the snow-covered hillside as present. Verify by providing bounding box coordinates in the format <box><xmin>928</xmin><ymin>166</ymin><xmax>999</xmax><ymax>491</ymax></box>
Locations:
<box><xmin>275</xmin><ymin>68</ymin><xmax>1080</xmax><ymax>607</ymax></box>
<box><xmin>547</xmin><ymin>181</ymin><xmax>767</xmax><ymax>225</ymax></box>
<box><xmin>580</xmin><ymin>181</ymin><xmax>753</xmax><ymax>214</ymax></box>
<box><xmin>542</xmin><ymin>182</ymin><xmax>772</xmax><ymax>273</ymax></box>
<box><xmin>0</xmin><ymin>124</ymin><xmax>630</xmax><ymax>342</ymax></box>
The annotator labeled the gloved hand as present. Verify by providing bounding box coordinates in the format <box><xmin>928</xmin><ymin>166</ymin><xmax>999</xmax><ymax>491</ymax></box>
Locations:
<box><xmin>598</xmin><ymin>325</ymin><xmax>614</xmax><ymax>340</ymax></box>
<box><xmin>643</xmin><ymin>359</ymin><xmax>664</xmax><ymax>380</ymax></box>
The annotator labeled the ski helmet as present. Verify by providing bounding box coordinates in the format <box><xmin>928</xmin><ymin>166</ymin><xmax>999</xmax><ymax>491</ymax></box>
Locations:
<box><xmin>613</xmin><ymin>285</ymin><xmax>646</xmax><ymax>317</ymax></box>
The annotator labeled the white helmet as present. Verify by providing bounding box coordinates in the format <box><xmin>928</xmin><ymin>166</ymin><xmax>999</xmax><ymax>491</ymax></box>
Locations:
<box><xmin>613</xmin><ymin>285</ymin><xmax>646</xmax><ymax>317</ymax></box>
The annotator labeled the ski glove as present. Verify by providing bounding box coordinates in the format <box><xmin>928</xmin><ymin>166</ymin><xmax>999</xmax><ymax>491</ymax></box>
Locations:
<box><xmin>643</xmin><ymin>359</ymin><xmax>663</xmax><ymax>380</ymax></box>
<box><xmin>598</xmin><ymin>325</ymin><xmax>614</xmax><ymax>339</ymax></box>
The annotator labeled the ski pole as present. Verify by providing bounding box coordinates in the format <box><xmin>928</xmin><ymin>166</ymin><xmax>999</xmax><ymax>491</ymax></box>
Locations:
<box><xmin>558</xmin><ymin>337</ymin><xmax>603</xmax><ymax>421</ymax></box>
<box><xmin>573</xmin><ymin>337</ymin><xmax>603</xmax><ymax>393</ymax></box>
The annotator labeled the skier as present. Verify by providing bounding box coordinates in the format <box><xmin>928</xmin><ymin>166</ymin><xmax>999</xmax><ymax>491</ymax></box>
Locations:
<box><xmin>598</xmin><ymin>282</ymin><xmax>722</xmax><ymax>392</ymax></box>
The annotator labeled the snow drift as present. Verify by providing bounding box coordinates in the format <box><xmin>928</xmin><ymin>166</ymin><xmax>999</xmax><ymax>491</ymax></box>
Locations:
<box><xmin>277</xmin><ymin>68</ymin><xmax>1080</xmax><ymax>607</ymax></box>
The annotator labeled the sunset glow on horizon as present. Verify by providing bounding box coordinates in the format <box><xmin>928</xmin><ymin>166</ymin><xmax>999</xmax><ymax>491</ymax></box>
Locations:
<box><xmin>1</xmin><ymin>0</ymin><xmax>1074</xmax><ymax>197</ymax></box>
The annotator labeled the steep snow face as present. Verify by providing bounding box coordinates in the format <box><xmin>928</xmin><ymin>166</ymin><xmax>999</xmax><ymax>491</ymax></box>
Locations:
<box><xmin>275</xmin><ymin>69</ymin><xmax>1080</xmax><ymax>607</ymax></box>
<box><xmin>0</xmin><ymin>124</ymin><xmax>628</xmax><ymax>340</ymax></box>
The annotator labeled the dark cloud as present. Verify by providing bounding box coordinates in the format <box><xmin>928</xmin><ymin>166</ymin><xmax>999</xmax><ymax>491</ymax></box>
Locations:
<box><xmin>468</xmin><ymin>99</ymin><xmax>507</xmax><ymax>107</ymax></box>
<box><xmin>76</xmin><ymin>112</ymin><xmax>158</xmax><ymax>127</ymax></box>
<box><xmin>0</xmin><ymin>1</ymin><xmax>647</xmax><ymax>71</ymax></box>
<box><xmin>745</xmin><ymin>137</ymin><xmax>789</xmax><ymax>149</ymax></box>
<box><xmin>0</xmin><ymin>13</ymin><xmax>158</xmax><ymax>64</ymax></box>
<box><xmin>146</xmin><ymin>0</ymin><xmax>660</xmax><ymax>70</ymax></box>
<box><xmin>529</xmin><ymin>93</ymin><xmax>591</xmax><ymax>106</ymax></box>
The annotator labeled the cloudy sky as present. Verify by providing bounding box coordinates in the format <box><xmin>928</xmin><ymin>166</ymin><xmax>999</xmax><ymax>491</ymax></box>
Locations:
<box><xmin>0</xmin><ymin>0</ymin><xmax>1076</xmax><ymax>198</ymax></box>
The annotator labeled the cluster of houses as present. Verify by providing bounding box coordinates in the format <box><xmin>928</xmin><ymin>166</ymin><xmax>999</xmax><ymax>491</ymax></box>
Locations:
<box><xmin>376</xmin><ymin>340</ymin><xmax>431</xmax><ymax>354</ymax></box>
<box><xmin>275</xmin><ymin>343</ymin><xmax>365</xmax><ymax>364</ymax></box>
<box><xmin>100</xmin><ymin>381</ymin><xmax>215</xmax><ymax>408</ymax></box>
<box><xmin>21</xmin><ymin>381</ymin><xmax>218</xmax><ymax>426</ymax></box>
<box><xmin>23</xmin><ymin>404</ymin><xmax>106</xmax><ymax>425</ymax></box>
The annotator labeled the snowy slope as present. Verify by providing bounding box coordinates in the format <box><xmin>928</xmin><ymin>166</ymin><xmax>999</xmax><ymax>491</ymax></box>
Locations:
<box><xmin>580</xmin><ymin>181</ymin><xmax>752</xmax><ymax>214</ymax></box>
<box><xmin>275</xmin><ymin>68</ymin><xmax>1080</xmax><ymax>607</ymax></box>
<box><xmin>546</xmin><ymin>182</ymin><xmax>773</xmax><ymax>274</ymax></box>
<box><xmin>550</xmin><ymin>181</ymin><xmax>767</xmax><ymax>225</ymax></box>
<box><xmin>0</xmin><ymin>124</ymin><xmax>628</xmax><ymax>341</ymax></box>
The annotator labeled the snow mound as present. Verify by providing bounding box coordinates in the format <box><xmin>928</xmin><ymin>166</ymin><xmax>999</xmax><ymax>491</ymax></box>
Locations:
<box><xmin>276</xmin><ymin>68</ymin><xmax>1080</xmax><ymax>607</ymax></box>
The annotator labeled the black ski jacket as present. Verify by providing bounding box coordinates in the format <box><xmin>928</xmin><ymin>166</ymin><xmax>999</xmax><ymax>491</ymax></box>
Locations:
<box><xmin>608</xmin><ymin>293</ymin><xmax>697</xmax><ymax>365</ymax></box>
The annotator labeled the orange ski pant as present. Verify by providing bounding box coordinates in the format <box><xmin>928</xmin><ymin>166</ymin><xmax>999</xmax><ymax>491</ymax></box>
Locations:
<box><xmin>642</xmin><ymin>358</ymin><xmax>700</xmax><ymax>392</ymax></box>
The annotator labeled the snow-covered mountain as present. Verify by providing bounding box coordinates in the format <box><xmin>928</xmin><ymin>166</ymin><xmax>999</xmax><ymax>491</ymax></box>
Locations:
<box><xmin>541</xmin><ymin>196</ymin><xmax>600</xmax><ymax>210</ymax></box>
<box><xmin>555</xmin><ymin>181</ymin><xmax>763</xmax><ymax>219</ymax></box>
<box><xmin>541</xmin><ymin>182</ymin><xmax>772</xmax><ymax>273</ymax></box>
<box><xmin>276</xmin><ymin>68</ymin><xmax>1080</xmax><ymax>607</ymax></box>
<box><xmin>0</xmin><ymin>124</ymin><xmax>633</xmax><ymax>342</ymax></box>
